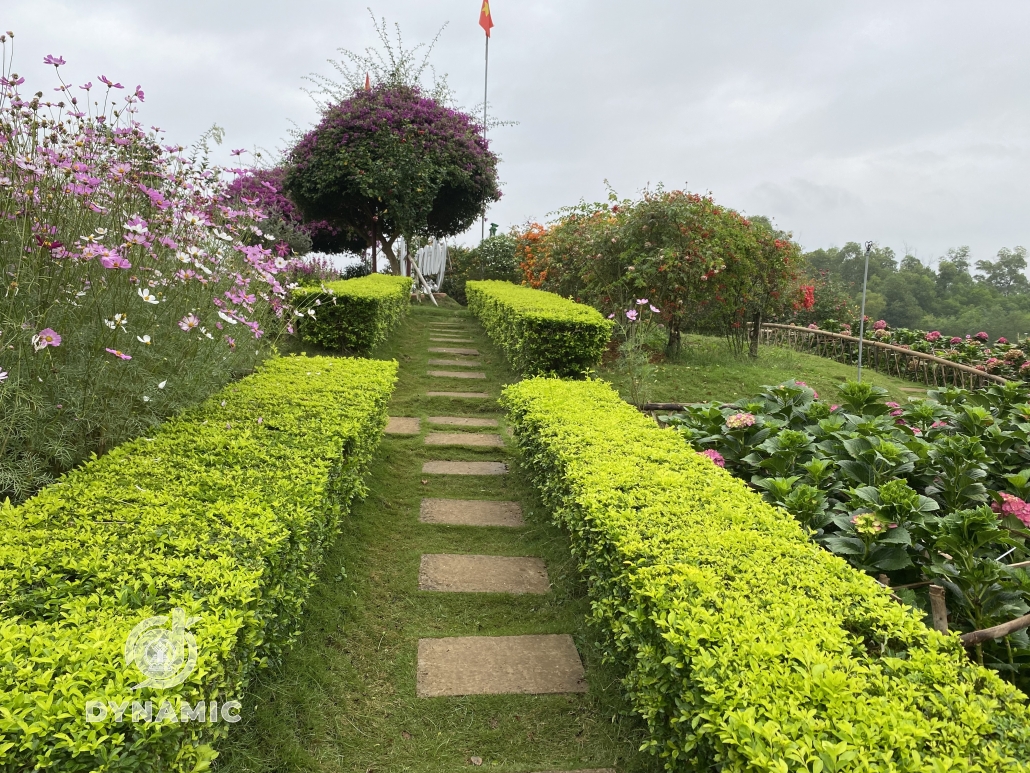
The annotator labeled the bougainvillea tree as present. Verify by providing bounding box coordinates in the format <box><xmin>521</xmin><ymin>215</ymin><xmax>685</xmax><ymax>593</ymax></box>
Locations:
<box><xmin>283</xmin><ymin>85</ymin><xmax>500</xmax><ymax>275</ymax></box>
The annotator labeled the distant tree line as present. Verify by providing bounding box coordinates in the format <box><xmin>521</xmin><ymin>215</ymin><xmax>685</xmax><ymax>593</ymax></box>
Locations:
<box><xmin>802</xmin><ymin>242</ymin><xmax>1030</xmax><ymax>339</ymax></box>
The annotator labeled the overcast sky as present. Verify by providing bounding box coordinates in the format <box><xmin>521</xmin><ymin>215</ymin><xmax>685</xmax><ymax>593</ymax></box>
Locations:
<box><xmin>5</xmin><ymin>1</ymin><xmax>1029</xmax><ymax>264</ymax></box>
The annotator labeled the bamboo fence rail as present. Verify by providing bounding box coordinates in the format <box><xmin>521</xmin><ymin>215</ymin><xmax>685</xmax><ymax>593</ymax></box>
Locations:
<box><xmin>758</xmin><ymin>323</ymin><xmax>1008</xmax><ymax>389</ymax></box>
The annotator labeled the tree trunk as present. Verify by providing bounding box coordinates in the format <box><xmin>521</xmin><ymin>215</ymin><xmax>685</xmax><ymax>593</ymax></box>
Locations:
<box><xmin>380</xmin><ymin>236</ymin><xmax>403</xmax><ymax>275</ymax></box>
<box><xmin>748</xmin><ymin>311</ymin><xmax>762</xmax><ymax>359</ymax></box>
<box><xmin>666</xmin><ymin>325</ymin><xmax>681</xmax><ymax>357</ymax></box>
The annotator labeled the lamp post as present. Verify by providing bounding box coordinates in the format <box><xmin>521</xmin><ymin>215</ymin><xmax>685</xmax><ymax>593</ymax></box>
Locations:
<box><xmin>856</xmin><ymin>240</ymin><xmax>873</xmax><ymax>382</ymax></box>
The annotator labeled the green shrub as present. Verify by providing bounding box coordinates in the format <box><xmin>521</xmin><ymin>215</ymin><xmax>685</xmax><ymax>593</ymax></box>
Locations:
<box><xmin>293</xmin><ymin>274</ymin><xmax>412</xmax><ymax>353</ymax></box>
<box><xmin>466</xmin><ymin>280</ymin><xmax>613</xmax><ymax>377</ymax></box>
<box><xmin>501</xmin><ymin>377</ymin><xmax>1030</xmax><ymax>772</ymax></box>
<box><xmin>0</xmin><ymin>355</ymin><xmax>397</xmax><ymax>772</ymax></box>
<box><xmin>442</xmin><ymin>235</ymin><xmax>520</xmax><ymax>305</ymax></box>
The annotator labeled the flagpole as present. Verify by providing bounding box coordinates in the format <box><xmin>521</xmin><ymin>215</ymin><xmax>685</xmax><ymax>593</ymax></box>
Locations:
<box><xmin>481</xmin><ymin>33</ymin><xmax>489</xmax><ymax>243</ymax></box>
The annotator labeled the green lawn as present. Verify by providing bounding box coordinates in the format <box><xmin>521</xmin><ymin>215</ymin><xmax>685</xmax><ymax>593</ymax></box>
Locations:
<box><xmin>600</xmin><ymin>334</ymin><xmax>924</xmax><ymax>406</ymax></box>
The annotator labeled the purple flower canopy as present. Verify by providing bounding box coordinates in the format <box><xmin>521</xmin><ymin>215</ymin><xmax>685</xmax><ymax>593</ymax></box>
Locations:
<box><xmin>284</xmin><ymin>84</ymin><xmax>500</xmax><ymax>246</ymax></box>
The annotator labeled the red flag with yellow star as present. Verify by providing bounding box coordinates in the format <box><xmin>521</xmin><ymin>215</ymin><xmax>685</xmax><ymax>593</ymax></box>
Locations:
<box><xmin>479</xmin><ymin>0</ymin><xmax>494</xmax><ymax>37</ymax></box>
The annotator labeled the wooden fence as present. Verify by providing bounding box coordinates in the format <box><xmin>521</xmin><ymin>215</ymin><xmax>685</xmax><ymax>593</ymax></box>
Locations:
<box><xmin>758</xmin><ymin>323</ymin><xmax>1007</xmax><ymax>389</ymax></box>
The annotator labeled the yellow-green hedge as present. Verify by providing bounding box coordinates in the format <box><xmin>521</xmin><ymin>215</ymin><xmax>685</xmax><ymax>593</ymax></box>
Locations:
<box><xmin>502</xmin><ymin>377</ymin><xmax>1030</xmax><ymax>773</ymax></box>
<box><xmin>293</xmin><ymin>274</ymin><xmax>411</xmax><ymax>353</ymax></box>
<box><xmin>466</xmin><ymin>280</ymin><xmax>613</xmax><ymax>377</ymax></box>
<box><xmin>0</xmin><ymin>355</ymin><xmax>397</xmax><ymax>771</ymax></box>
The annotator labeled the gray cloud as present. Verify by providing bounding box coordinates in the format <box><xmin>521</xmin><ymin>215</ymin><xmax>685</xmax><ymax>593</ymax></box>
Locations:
<box><xmin>5</xmin><ymin>0</ymin><xmax>1029</xmax><ymax>262</ymax></box>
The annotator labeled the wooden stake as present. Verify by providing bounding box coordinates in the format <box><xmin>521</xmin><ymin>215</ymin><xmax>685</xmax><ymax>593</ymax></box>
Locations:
<box><xmin>929</xmin><ymin>585</ymin><xmax>949</xmax><ymax>634</ymax></box>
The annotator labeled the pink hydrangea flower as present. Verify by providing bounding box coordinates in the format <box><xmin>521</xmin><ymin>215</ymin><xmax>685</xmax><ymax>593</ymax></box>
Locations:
<box><xmin>950</xmin><ymin>336</ymin><xmax>962</xmax><ymax>344</ymax></box>
<box><xmin>992</xmin><ymin>492</ymin><xmax>1030</xmax><ymax>527</ymax></box>
<box><xmin>700</xmin><ymin>449</ymin><xmax>725</xmax><ymax>467</ymax></box>
<box><xmin>925</xmin><ymin>330</ymin><xmax>942</xmax><ymax>342</ymax></box>
<box><xmin>808</xmin><ymin>323</ymin><xmax>818</xmax><ymax>329</ymax></box>
<box><xmin>997</xmin><ymin>337</ymin><xmax>1009</xmax><ymax>344</ymax></box>
<box><xmin>975</xmin><ymin>331</ymin><xmax>989</xmax><ymax>342</ymax></box>
<box><xmin>872</xmin><ymin>319</ymin><xmax>887</xmax><ymax>330</ymax></box>
<box><xmin>726</xmin><ymin>412</ymin><xmax>756</xmax><ymax>429</ymax></box>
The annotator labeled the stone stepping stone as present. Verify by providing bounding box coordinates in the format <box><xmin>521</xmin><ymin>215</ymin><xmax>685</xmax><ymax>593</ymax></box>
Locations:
<box><xmin>419</xmin><ymin>498</ymin><xmax>523</xmax><ymax>526</ymax></box>
<box><xmin>427</xmin><ymin>358</ymin><xmax>482</xmax><ymax>367</ymax></box>
<box><xmin>427</xmin><ymin>370</ymin><xmax>487</xmax><ymax>379</ymax></box>
<box><xmin>535</xmin><ymin>770</ymin><xmax>615</xmax><ymax>773</ymax></box>
<box><xmin>429</xmin><ymin>347</ymin><xmax>479</xmax><ymax>355</ymax></box>
<box><xmin>419</xmin><ymin>554</ymin><xmax>549</xmax><ymax>594</ymax></box>
<box><xmin>385</xmin><ymin>417</ymin><xmax>420</xmax><ymax>435</ymax></box>
<box><xmin>425</xmin><ymin>432</ymin><xmax>503</xmax><ymax>448</ymax></box>
<box><xmin>422</xmin><ymin>461</ymin><xmax>507</xmax><ymax>475</ymax></box>
<box><xmin>426</xmin><ymin>391</ymin><xmax>490</xmax><ymax>398</ymax></box>
<box><xmin>427</xmin><ymin>416</ymin><xmax>499</xmax><ymax>427</ymax></box>
<box><xmin>900</xmin><ymin>387</ymin><xmax>926</xmax><ymax>393</ymax></box>
<box><xmin>430</xmin><ymin>337</ymin><xmax>474</xmax><ymax>342</ymax></box>
<box><xmin>416</xmin><ymin>635</ymin><xmax>587</xmax><ymax>697</ymax></box>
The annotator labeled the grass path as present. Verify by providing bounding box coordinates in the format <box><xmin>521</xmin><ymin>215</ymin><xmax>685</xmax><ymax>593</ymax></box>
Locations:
<box><xmin>216</xmin><ymin>300</ymin><xmax>657</xmax><ymax>773</ymax></box>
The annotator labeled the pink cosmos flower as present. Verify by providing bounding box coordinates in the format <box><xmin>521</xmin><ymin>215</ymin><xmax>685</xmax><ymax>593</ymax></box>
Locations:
<box><xmin>636</xmin><ymin>298</ymin><xmax>648</xmax><ymax>305</ymax></box>
<box><xmin>98</xmin><ymin>75</ymin><xmax>124</xmax><ymax>89</ymax></box>
<box><xmin>32</xmin><ymin>328</ymin><xmax>61</xmax><ymax>351</ymax></box>
<box><xmin>700</xmin><ymin>449</ymin><xmax>725</xmax><ymax>467</ymax></box>
<box><xmin>0</xmin><ymin>369</ymin><xmax>8</xmax><ymax>383</ymax></box>
<box><xmin>99</xmin><ymin>252</ymin><xmax>131</xmax><ymax>269</ymax></box>
<box><xmin>607</xmin><ymin>313</ymin><xmax>615</xmax><ymax>319</ymax></box>
<box><xmin>649</xmin><ymin>304</ymin><xmax>660</xmax><ymax>313</ymax></box>
<box><xmin>134</xmin><ymin>85</ymin><xmax>145</xmax><ymax>101</ymax></box>
<box><xmin>105</xmin><ymin>348</ymin><xmax>132</xmax><ymax>360</ymax></box>
<box><xmin>43</xmin><ymin>54</ymin><xmax>66</xmax><ymax>67</ymax></box>
<box><xmin>178</xmin><ymin>314</ymin><xmax>200</xmax><ymax>332</ymax></box>
<box><xmin>726</xmin><ymin>412</ymin><xmax>756</xmax><ymax>429</ymax></box>
<box><xmin>830</xmin><ymin>404</ymin><xmax>839</xmax><ymax>411</ymax></box>
<box><xmin>626</xmin><ymin>309</ymin><xmax>638</xmax><ymax>321</ymax></box>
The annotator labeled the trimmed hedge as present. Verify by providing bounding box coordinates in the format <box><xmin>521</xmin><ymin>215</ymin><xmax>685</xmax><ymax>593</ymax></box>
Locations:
<box><xmin>0</xmin><ymin>355</ymin><xmax>397</xmax><ymax>772</ymax></box>
<box><xmin>293</xmin><ymin>273</ymin><xmax>412</xmax><ymax>353</ymax></box>
<box><xmin>466</xmin><ymin>280</ymin><xmax>613</xmax><ymax>377</ymax></box>
<box><xmin>502</xmin><ymin>377</ymin><xmax>1030</xmax><ymax>773</ymax></box>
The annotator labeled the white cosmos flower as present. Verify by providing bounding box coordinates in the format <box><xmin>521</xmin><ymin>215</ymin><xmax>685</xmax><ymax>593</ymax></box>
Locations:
<box><xmin>176</xmin><ymin>251</ymin><xmax>191</xmax><ymax>263</ymax></box>
<box><xmin>218</xmin><ymin>311</ymin><xmax>238</xmax><ymax>325</ymax></box>
<box><xmin>158</xmin><ymin>380</ymin><xmax>167</xmax><ymax>389</ymax></box>
<box><xmin>138</xmin><ymin>288</ymin><xmax>159</xmax><ymax>304</ymax></box>
<box><xmin>137</xmin><ymin>335</ymin><xmax>151</xmax><ymax>344</ymax></box>
<box><xmin>142</xmin><ymin>395</ymin><xmax>150</xmax><ymax>402</ymax></box>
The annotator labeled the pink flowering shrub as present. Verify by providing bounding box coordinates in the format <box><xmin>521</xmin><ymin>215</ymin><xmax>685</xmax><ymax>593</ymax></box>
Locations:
<box><xmin>0</xmin><ymin>45</ymin><xmax>296</xmax><ymax>501</ymax></box>
<box><xmin>992</xmin><ymin>492</ymin><xmax>1030</xmax><ymax>527</ymax></box>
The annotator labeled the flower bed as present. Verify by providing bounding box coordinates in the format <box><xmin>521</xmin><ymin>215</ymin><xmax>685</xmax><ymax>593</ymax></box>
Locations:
<box><xmin>466</xmin><ymin>280</ymin><xmax>613</xmax><ymax>377</ymax></box>
<box><xmin>293</xmin><ymin>274</ymin><xmax>412</xmax><ymax>354</ymax></box>
<box><xmin>0</xmin><ymin>355</ymin><xmax>396</xmax><ymax>772</ymax></box>
<box><xmin>502</xmin><ymin>377</ymin><xmax>1030</xmax><ymax>772</ymax></box>
<box><xmin>816</xmin><ymin>320</ymin><xmax>1028</xmax><ymax>380</ymax></box>
<box><xmin>0</xmin><ymin>50</ymin><xmax>295</xmax><ymax>502</ymax></box>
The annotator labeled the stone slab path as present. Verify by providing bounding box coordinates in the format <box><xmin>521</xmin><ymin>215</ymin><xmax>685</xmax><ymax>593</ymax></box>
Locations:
<box><xmin>419</xmin><ymin>497</ymin><xmax>524</xmax><ymax>526</ymax></box>
<box><xmin>422</xmin><ymin>460</ymin><xmax>508</xmax><ymax>475</ymax></box>
<box><xmin>425</xmin><ymin>390</ymin><xmax>490</xmax><ymax>398</ymax></box>
<box><xmin>427</xmin><ymin>370</ymin><xmax>487</xmax><ymax>379</ymax></box>
<box><xmin>385</xmin><ymin>416</ymin><xmax>420</xmax><ymax>435</ymax></box>
<box><xmin>425</xmin><ymin>432</ymin><xmax>504</xmax><ymax>448</ymax></box>
<box><xmin>427</xmin><ymin>416</ymin><xmax>499</xmax><ymax>427</ymax></box>
<box><xmin>418</xmin><ymin>554</ymin><xmax>549</xmax><ymax>594</ymax></box>
<box><xmin>428</xmin><ymin>346</ymin><xmax>479</xmax><ymax>355</ymax></box>
<box><xmin>427</xmin><ymin>358</ymin><xmax>482</xmax><ymax>367</ymax></box>
<box><xmin>416</xmin><ymin>635</ymin><xmax>588</xmax><ymax>697</ymax></box>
